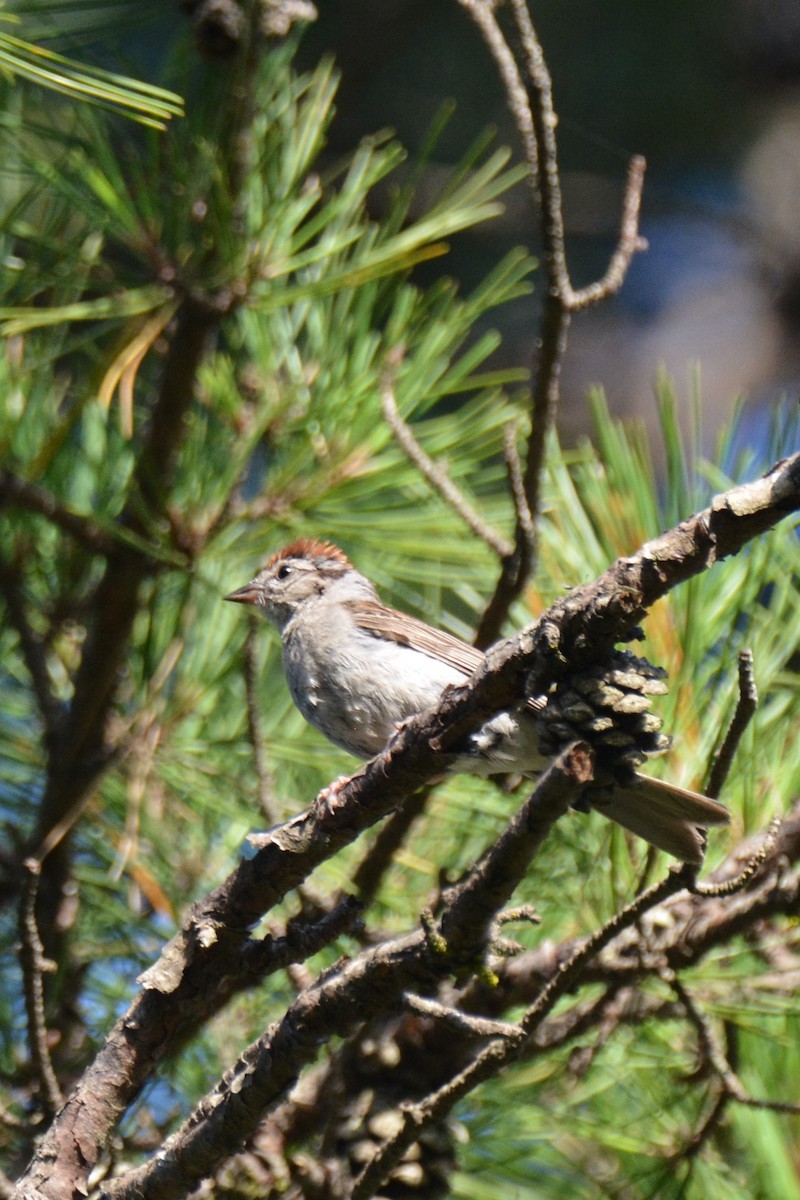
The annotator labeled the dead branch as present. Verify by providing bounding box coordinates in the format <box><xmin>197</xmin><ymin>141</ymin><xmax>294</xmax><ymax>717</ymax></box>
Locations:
<box><xmin>351</xmin><ymin>866</ymin><xmax>692</xmax><ymax>1199</ymax></box>
<box><xmin>13</xmin><ymin>455</ymin><xmax>800</xmax><ymax>1199</ymax></box>
<box><xmin>18</xmin><ymin>861</ymin><xmax>62</xmax><ymax>1120</ymax></box>
<box><xmin>380</xmin><ymin>363</ymin><xmax>512</xmax><ymax>559</ymax></box>
<box><xmin>705</xmin><ymin>648</ymin><xmax>759</xmax><ymax>799</ymax></box>
<box><xmin>96</xmin><ymin>749</ymin><xmax>590</xmax><ymax>1200</ymax></box>
<box><xmin>666</xmin><ymin>969</ymin><xmax>800</xmax><ymax>1114</ymax></box>
<box><xmin>460</xmin><ymin>0</ymin><xmax>648</xmax><ymax>645</ymax></box>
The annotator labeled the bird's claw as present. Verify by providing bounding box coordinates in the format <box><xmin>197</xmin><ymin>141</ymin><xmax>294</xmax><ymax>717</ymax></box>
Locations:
<box><xmin>316</xmin><ymin>775</ymin><xmax>352</xmax><ymax>810</ymax></box>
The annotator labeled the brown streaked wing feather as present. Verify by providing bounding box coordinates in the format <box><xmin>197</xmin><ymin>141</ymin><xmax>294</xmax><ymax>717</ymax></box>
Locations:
<box><xmin>348</xmin><ymin>599</ymin><xmax>485</xmax><ymax>679</ymax></box>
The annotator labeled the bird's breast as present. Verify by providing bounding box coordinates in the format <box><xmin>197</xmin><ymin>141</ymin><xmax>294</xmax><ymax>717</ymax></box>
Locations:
<box><xmin>282</xmin><ymin>621</ymin><xmax>465</xmax><ymax>758</ymax></box>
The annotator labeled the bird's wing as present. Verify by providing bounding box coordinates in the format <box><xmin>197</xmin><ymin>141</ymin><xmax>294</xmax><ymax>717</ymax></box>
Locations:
<box><xmin>348</xmin><ymin>600</ymin><xmax>485</xmax><ymax>678</ymax></box>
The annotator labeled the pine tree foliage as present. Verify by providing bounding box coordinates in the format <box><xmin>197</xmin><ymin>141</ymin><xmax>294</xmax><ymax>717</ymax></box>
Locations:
<box><xmin>1</xmin><ymin>7</ymin><xmax>799</xmax><ymax>1200</ymax></box>
<box><xmin>1</xmin><ymin>1</ymin><xmax>182</xmax><ymax>127</ymax></box>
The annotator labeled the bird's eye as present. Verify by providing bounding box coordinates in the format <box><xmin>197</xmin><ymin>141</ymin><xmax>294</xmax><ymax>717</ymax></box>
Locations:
<box><xmin>277</xmin><ymin>562</ymin><xmax>292</xmax><ymax>580</ymax></box>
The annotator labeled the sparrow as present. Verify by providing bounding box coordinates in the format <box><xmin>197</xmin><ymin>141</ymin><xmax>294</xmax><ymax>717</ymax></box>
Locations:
<box><xmin>225</xmin><ymin>538</ymin><xmax>729</xmax><ymax>863</ymax></box>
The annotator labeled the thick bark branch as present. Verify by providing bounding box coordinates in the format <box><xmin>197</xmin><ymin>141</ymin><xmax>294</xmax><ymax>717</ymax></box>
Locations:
<box><xmin>97</xmin><ymin>749</ymin><xmax>591</xmax><ymax>1200</ymax></box>
<box><xmin>12</xmin><ymin>454</ymin><xmax>800</xmax><ymax>1200</ymax></box>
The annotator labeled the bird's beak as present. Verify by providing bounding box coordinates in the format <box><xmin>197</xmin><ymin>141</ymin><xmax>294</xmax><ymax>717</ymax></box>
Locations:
<box><xmin>224</xmin><ymin>582</ymin><xmax>261</xmax><ymax>605</ymax></box>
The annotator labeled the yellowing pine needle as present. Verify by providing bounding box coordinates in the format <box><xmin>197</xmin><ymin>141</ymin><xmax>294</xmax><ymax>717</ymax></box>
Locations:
<box><xmin>98</xmin><ymin>301</ymin><xmax>178</xmax><ymax>437</ymax></box>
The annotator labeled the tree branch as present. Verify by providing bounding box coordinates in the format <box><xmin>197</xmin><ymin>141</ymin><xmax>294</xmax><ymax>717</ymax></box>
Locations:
<box><xmin>439</xmin><ymin>741</ymin><xmax>593</xmax><ymax>956</ymax></box>
<box><xmin>459</xmin><ymin>0</ymin><xmax>648</xmax><ymax>645</ymax></box>
<box><xmin>14</xmin><ymin>454</ymin><xmax>800</xmax><ymax>1199</ymax></box>
<box><xmin>467</xmin><ymin>806</ymin><xmax>800</xmax><ymax>1019</ymax></box>
<box><xmin>18</xmin><ymin>860</ymin><xmax>62</xmax><ymax>1121</ymax></box>
<box><xmin>97</xmin><ymin>747</ymin><xmax>589</xmax><ymax>1200</ymax></box>
<box><xmin>352</xmin><ymin>866</ymin><xmax>692</xmax><ymax>1198</ymax></box>
<box><xmin>705</xmin><ymin>648</ymin><xmax>758</xmax><ymax>799</ymax></box>
<box><xmin>380</xmin><ymin>363</ymin><xmax>512</xmax><ymax>559</ymax></box>
<box><xmin>666</xmin><ymin>969</ymin><xmax>800</xmax><ymax>1114</ymax></box>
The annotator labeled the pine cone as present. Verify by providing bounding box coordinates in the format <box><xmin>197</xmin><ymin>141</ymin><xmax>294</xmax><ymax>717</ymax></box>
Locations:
<box><xmin>535</xmin><ymin>650</ymin><xmax>672</xmax><ymax>778</ymax></box>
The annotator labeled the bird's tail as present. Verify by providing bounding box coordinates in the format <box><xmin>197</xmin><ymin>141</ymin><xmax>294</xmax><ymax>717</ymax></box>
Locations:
<box><xmin>594</xmin><ymin>774</ymin><xmax>730</xmax><ymax>865</ymax></box>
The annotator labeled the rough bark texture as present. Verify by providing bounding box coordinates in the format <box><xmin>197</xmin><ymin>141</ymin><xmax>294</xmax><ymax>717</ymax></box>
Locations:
<box><xmin>12</xmin><ymin>454</ymin><xmax>800</xmax><ymax>1200</ymax></box>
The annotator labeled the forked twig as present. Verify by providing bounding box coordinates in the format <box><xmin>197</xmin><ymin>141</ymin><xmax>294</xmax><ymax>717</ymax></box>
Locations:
<box><xmin>569</xmin><ymin>155</ymin><xmax>648</xmax><ymax>310</ymax></box>
<box><xmin>352</xmin><ymin>865</ymin><xmax>692</xmax><ymax>1199</ymax></box>
<box><xmin>693</xmin><ymin>817</ymin><xmax>781</xmax><ymax>899</ymax></box>
<box><xmin>458</xmin><ymin>0</ymin><xmax>648</xmax><ymax>645</ymax></box>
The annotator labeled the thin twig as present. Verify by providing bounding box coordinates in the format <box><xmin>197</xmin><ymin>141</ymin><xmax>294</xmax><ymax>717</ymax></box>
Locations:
<box><xmin>507</xmin><ymin>0</ymin><xmax>569</xmax><ymax>289</ymax></box>
<box><xmin>352</xmin><ymin>866</ymin><xmax>692</xmax><ymax>1199</ymax></box>
<box><xmin>511</xmin><ymin>0</ymin><xmax>644</xmax><ymax>303</ymax></box>
<box><xmin>380</xmin><ymin>364</ymin><xmax>512</xmax><ymax>559</ymax></box>
<box><xmin>458</xmin><ymin>0</ymin><xmax>538</xmax><ymax>184</ymax></box>
<box><xmin>32</xmin><ymin>747</ymin><xmax>124</xmax><ymax>866</ymax></box>
<box><xmin>520</xmin><ymin>867</ymin><xmax>693</xmax><ymax>1034</ymax></box>
<box><xmin>693</xmin><ymin>817</ymin><xmax>781</xmax><ymax>899</ymax></box>
<box><xmin>19</xmin><ymin>859</ymin><xmax>63</xmax><ymax>1120</ymax></box>
<box><xmin>350</xmin><ymin>788</ymin><xmax>432</xmax><ymax>907</ymax></box>
<box><xmin>403</xmin><ymin>993</ymin><xmax>518</xmax><ymax>1040</ymax></box>
<box><xmin>705</xmin><ymin>649</ymin><xmax>758</xmax><ymax>800</ymax></box>
<box><xmin>665</xmin><ymin>969</ymin><xmax>800</xmax><ymax>1115</ymax></box>
<box><xmin>496</xmin><ymin>903</ymin><xmax>540</xmax><ymax>926</ymax></box>
<box><xmin>569</xmin><ymin>155</ymin><xmax>648</xmax><ymax>310</ymax></box>
<box><xmin>243</xmin><ymin>615</ymin><xmax>276</xmax><ymax>824</ymax></box>
<box><xmin>502</xmin><ymin>422</ymin><xmax>535</xmax><ymax>549</ymax></box>
<box><xmin>467</xmin><ymin>0</ymin><xmax>567</xmax><ymax>643</ymax></box>
<box><xmin>677</xmin><ymin>1087</ymin><xmax>729</xmax><ymax>1164</ymax></box>
<box><xmin>459</xmin><ymin>0</ymin><xmax>647</xmax><ymax>645</ymax></box>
